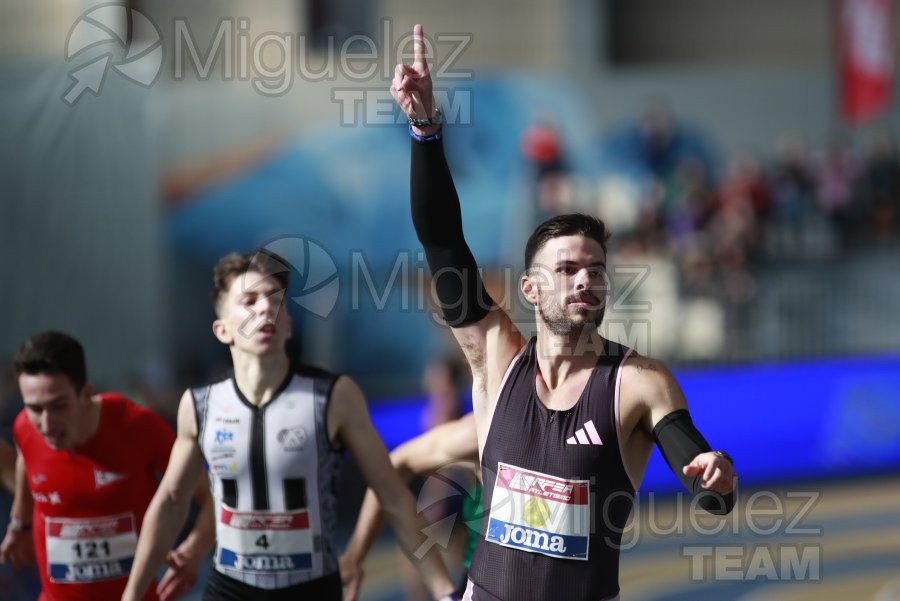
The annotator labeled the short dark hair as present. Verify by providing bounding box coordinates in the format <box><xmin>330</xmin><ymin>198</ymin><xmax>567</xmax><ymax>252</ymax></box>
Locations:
<box><xmin>524</xmin><ymin>213</ymin><xmax>611</xmax><ymax>270</ymax></box>
<box><xmin>13</xmin><ymin>331</ymin><xmax>88</xmax><ymax>392</ymax></box>
<box><xmin>212</xmin><ymin>250</ymin><xmax>291</xmax><ymax>312</ymax></box>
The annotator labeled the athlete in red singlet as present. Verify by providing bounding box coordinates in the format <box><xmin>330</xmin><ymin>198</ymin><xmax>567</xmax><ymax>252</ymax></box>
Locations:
<box><xmin>0</xmin><ymin>332</ymin><xmax>213</xmax><ymax>601</ymax></box>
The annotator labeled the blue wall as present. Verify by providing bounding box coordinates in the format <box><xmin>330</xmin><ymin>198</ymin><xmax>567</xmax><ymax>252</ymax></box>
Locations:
<box><xmin>370</xmin><ymin>354</ymin><xmax>900</xmax><ymax>491</ymax></box>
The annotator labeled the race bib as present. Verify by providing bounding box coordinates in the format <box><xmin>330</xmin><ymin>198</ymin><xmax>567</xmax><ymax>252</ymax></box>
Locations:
<box><xmin>215</xmin><ymin>506</ymin><xmax>313</xmax><ymax>575</ymax></box>
<box><xmin>485</xmin><ymin>462</ymin><xmax>590</xmax><ymax>561</ymax></box>
<box><xmin>45</xmin><ymin>513</ymin><xmax>137</xmax><ymax>583</ymax></box>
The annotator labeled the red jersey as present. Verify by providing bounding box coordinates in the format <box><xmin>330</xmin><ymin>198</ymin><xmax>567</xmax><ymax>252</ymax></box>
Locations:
<box><xmin>14</xmin><ymin>393</ymin><xmax>175</xmax><ymax>601</ymax></box>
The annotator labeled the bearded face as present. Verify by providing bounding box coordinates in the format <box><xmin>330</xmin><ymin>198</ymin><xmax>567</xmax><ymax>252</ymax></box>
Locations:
<box><xmin>526</xmin><ymin>235</ymin><xmax>608</xmax><ymax>337</ymax></box>
<box><xmin>537</xmin><ymin>287</ymin><xmax>606</xmax><ymax>336</ymax></box>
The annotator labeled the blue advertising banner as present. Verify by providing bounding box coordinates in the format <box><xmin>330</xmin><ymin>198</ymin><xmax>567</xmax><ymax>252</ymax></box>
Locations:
<box><xmin>370</xmin><ymin>355</ymin><xmax>900</xmax><ymax>491</ymax></box>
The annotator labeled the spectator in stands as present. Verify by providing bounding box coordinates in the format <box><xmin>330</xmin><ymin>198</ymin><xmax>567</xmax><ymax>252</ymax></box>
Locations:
<box><xmin>813</xmin><ymin>136</ymin><xmax>861</xmax><ymax>249</ymax></box>
<box><xmin>859</xmin><ymin>132</ymin><xmax>900</xmax><ymax>239</ymax></box>
<box><xmin>770</xmin><ymin>135</ymin><xmax>815</xmax><ymax>255</ymax></box>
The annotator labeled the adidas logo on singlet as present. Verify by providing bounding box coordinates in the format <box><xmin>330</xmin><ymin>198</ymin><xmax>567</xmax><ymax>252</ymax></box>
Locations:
<box><xmin>566</xmin><ymin>420</ymin><xmax>603</xmax><ymax>446</ymax></box>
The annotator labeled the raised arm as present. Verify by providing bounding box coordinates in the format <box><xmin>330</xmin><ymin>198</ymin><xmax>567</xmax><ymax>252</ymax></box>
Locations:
<box><xmin>340</xmin><ymin>413</ymin><xmax>478</xmax><ymax>600</ymax></box>
<box><xmin>392</xmin><ymin>24</ymin><xmax>525</xmax><ymax>421</ymax></box>
<box><xmin>329</xmin><ymin>376</ymin><xmax>457</xmax><ymax>601</ymax></box>
<box><xmin>122</xmin><ymin>391</ymin><xmax>207</xmax><ymax>601</ymax></box>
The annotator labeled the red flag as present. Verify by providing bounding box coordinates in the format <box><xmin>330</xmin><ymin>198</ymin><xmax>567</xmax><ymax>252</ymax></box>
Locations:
<box><xmin>839</xmin><ymin>0</ymin><xmax>895</xmax><ymax>124</ymax></box>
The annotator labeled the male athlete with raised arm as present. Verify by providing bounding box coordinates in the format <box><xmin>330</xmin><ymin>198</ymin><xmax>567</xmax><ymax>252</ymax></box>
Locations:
<box><xmin>391</xmin><ymin>24</ymin><xmax>737</xmax><ymax>601</ymax></box>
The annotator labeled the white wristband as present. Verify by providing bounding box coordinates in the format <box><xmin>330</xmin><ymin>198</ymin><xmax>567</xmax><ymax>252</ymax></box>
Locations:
<box><xmin>7</xmin><ymin>516</ymin><xmax>31</xmax><ymax>533</ymax></box>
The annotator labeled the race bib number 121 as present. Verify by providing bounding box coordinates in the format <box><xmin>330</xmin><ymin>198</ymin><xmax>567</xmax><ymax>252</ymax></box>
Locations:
<box><xmin>45</xmin><ymin>513</ymin><xmax>137</xmax><ymax>583</ymax></box>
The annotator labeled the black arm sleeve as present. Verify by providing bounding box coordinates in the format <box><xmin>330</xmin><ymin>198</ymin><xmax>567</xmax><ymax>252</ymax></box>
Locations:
<box><xmin>410</xmin><ymin>134</ymin><xmax>495</xmax><ymax>327</ymax></box>
<box><xmin>652</xmin><ymin>409</ymin><xmax>735</xmax><ymax>515</ymax></box>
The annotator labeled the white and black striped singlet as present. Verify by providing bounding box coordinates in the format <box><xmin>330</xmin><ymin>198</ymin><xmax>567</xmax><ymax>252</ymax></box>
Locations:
<box><xmin>192</xmin><ymin>366</ymin><xmax>341</xmax><ymax>593</ymax></box>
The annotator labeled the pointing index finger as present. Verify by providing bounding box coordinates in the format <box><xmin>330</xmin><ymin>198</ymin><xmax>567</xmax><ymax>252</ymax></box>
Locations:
<box><xmin>413</xmin><ymin>24</ymin><xmax>427</xmax><ymax>70</ymax></box>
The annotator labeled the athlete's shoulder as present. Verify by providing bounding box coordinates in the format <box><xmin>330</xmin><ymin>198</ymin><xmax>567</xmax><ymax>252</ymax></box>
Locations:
<box><xmin>291</xmin><ymin>363</ymin><xmax>340</xmax><ymax>388</ymax></box>
<box><xmin>12</xmin><ymin>408</ymin><xmax>34</xmax><ymax>446</ymax></box>
<box><xmin>619</xmin><ymin>352</ymin><xmax>685</xmax><ymax>415</ymax></box>
<box><xmin>96</xmin><ymin>391</ymin><xmax>132</xmax><ymax>403</ymax></box>
<box><xmin>186</xmin><ymin>371</ymin><xmax>234</xmax><ymax>398</ymax></box>
<box><xmin>13</xmin><ymin>408</ymin><xmax>28</xmax><ymax>431</ymax></box>
<box><xmin>95</xmin><ymin>392</ymin><xmax>141</xmax><ymax>422</ymax></box>
<box><xmin>620</xmin><ymin>352</ymin><xmax>668</xmax><ymax>375</ymax></box>
<box><xmin>292</xmin><ymin>362</ymin><xmax>338</xmax><ymax>379</ymax></box>
<box><xmin>95</xmin><ymin>391</ymin><xmax>133</xmax><ymax>411</ymax></box>
<box><xmin>99</xmin><ymin>393</ymin><xmax>173</xmax><ymax>437</ymax></box>
<box><xmin>603</xmin><ymin>338</ymin><xmax>634</xmax><ymax>362</ymax></box>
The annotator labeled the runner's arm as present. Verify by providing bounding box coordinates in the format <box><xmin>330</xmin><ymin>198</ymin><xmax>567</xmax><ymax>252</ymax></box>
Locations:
<box><xmin>627</xmin><ymin>356</ymin><xmax>737</xmax><ymax>514</ymax></box>
<box><xmin>397</xmin><ymin>25</ymin><xmax>525</xmax><ymax>409</ymax></box>
<box><xmin>0</xmin><ymin>439</ymin><xmax>16</xmax><ymax>495</ymax></box>
<box><xmin>123</xmin><ymin>391</ymin><xmax>206</xmax><ymax>601</ymax></box>
<box><xmin>0</xmin><ymin>453</ymin><xmax>35</xmax><ymax>569</ymax></box>
<box><xmin>331</xmin><ymin>376</ymin><xmax>456</xmax><ymax>600</ymax></box>
<box><xmin>342</xmin><ymin>413</ymin><xmax>477</xmax><ymax>568</ymax></box>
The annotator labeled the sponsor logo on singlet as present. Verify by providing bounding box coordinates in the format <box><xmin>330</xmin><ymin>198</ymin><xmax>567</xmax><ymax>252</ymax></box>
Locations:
<box><xmin>277</xmin><ymin>426</ymin><xmax>308</xmax><ymax>452</ymax></box>
<box><xmin>214</xmin><ymin>429</ymin><xmax>235</xmax><ymax>445</ymax></box>
<box><xmin>33</xmin><ymin>491</ymin><xmax>62</xmax><ymax>505</ymax></box>
<box><xmin>93</xmin><ymin>469</ymin><xmax>127</xmax><ymax>488</ymax></box>
<box><xmin>485</xmin><ymin>463</ymin><xmax>590</xmax><ymax>560</ymax></box>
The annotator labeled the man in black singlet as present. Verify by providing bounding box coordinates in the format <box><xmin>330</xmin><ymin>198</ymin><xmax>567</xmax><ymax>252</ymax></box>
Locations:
<box><xmin>390</xmin><ymin>24</ymin><xmax>738</xmax><ymax>601</ymax></box>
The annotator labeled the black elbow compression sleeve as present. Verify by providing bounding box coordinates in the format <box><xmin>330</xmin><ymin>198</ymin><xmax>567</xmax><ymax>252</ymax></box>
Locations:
<box><xmin>410</xmin><ymin>135</ymin><xmax>494</xmax><ymax>327</ymax></box>
<box><xmin>652</xmin><ymin>409</ymin><xmax>735</xmax><ymax>515</ymax></box>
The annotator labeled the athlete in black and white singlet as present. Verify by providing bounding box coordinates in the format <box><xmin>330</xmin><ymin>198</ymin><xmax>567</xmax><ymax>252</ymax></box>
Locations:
<box><xmin>192</xmin><ymin>365</ymin><xmax>341</xmax><ymax>596</ymax></box>
<box><xmin>467</xmin><ymin>337</ymin><xmax>634</xmax><ymax>601</ymax></box>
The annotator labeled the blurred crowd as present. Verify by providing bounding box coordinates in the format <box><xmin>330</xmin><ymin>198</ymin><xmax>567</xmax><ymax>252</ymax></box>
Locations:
<box><xmin>521</xmin><ymin>102</ymin><xmax>900</xmax><ymax>361</ymax></box>
<box><xmin>621</xmin><ymin>124</ymin><xmax>896</xmax><ymax>290</ymax></box>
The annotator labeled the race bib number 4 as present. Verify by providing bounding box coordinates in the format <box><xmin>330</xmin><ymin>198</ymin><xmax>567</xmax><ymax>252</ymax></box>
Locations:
<box><xmin>485</xmin><ymin>463</ymin><xmax>591</xmax><ymax>561</ymax></box>
<box><xmin>45</xmin><ymin>513</ymin><xmax>137</xmax><ymax>583</ymax></box>
<box><xmin>216</xmin><ymin>507</ymin><xmax>313</xmax><ymax>574</ymax></box>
